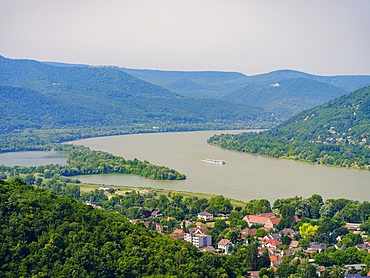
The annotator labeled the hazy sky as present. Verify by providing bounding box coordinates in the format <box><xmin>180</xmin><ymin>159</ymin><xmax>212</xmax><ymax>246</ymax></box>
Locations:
<box><xmin>1</xmin><ymin>0</ymin><xmax>369</xmax><ymax>75</ymax></box>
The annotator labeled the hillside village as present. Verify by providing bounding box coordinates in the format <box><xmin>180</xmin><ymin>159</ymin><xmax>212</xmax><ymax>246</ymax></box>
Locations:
<box><xmin>85</xmin><ymin>186</ymin><xmax>370</xmax><ymax>277</ymax></box>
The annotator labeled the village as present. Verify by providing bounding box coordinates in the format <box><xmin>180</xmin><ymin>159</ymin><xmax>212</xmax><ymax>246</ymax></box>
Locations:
<box><xmin>87</xmin><ymin>186</ymin><xmax>370</xmax><ymax>278</ymax></box>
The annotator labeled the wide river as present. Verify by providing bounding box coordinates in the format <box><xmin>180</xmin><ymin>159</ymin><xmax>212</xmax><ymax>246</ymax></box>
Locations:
<box><xmin>71</xmin><ymin>130</ymin><xmax>370</xmax><ymax>203</ymax></box>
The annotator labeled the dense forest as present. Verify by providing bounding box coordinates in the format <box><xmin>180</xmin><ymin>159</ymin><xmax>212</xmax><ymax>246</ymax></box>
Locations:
<box><xmin>0</xmin><ymin>55</ymin><xmax>275</xmax><ymax>133</ymax></box>
<box><xmin>208</xmin><ymin>86</ymin><xmax>370</xmax><ymax>170</ymax></box>
<box><xmin>122</xmin><ymin>67</ymin><xmax>370</xmax><ymax>118</ymax></box>
<box><xmin>0</xmin><ymin>178</ymin><xmax>246</xmax><ymax>277</ymax></box>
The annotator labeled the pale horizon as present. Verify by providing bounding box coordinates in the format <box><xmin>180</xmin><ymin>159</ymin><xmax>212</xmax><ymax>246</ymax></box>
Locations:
<box><xmin>1</xmin><ymin>0</ymin><xmax>369</xmax><ymax>76</ymax></box>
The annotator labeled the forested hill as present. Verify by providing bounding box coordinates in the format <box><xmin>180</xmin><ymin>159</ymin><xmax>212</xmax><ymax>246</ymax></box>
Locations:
<box><xmin>0</xmin><ymin>86</ymin><xmax>101</xmax><ymax>133</ymax></box>
<box><xmin>208</xmin><ymin>86</ymin><xmax>370</xmax><ymax>170</ymax></box>
<box><xmin>220</xmin><ymin>78</ymin><xmax>348</xmax><ymax>119</ymax></box>
<box><xmin>120</xmin><ymin>67</ymin><xmax>370</xmax><ymax>118</ymax></box>
<box><xmin>0</xmin><ymin>178</ymin><xmax>245</xmax><ymax>277</ymax></box>
<box><xmin>0</xmin><ymin>55</ymin><xmax>275</xmax><ymax>132</ymax></box>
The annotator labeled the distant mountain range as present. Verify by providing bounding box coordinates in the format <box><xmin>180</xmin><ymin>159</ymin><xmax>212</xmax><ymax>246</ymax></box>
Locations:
<box><xmin>0</xmin><ymin>55</ymin><xmax>275</xmax><ymax>134</ymax></box>
<box><xmin>2</xmin><ymin>55</ymin><xmax>370</xmax><ymax>136</ymax></box>
<box><xmin>121</xmin><ymin>68</ymin><xmax>370</xmax><ymax>118</ymax></box>
<box><xmin>45</xmin><ymin>60</ymin><xmax>370</xmax><ymax>118</ymax></box>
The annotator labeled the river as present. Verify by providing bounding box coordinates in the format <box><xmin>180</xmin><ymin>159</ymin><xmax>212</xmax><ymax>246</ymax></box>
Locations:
<box><xmin>0</xmin><ymin>151</ymin><xmax>68</xmax><ymax>167</ymax></box>
<box><xmin>71</xmin><ymin>130</ymin><xmax>370</xmax><ymax>202</ymax></box>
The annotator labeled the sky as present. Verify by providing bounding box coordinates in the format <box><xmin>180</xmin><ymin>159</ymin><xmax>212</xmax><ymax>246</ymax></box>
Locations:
<box><xmin>0</xmin><ymin>0</ymin><xmax>369</xmax><ymax>76</ymax></box>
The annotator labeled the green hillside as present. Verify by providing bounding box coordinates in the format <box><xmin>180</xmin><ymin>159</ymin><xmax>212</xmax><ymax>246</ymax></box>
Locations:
<box><xmin>0</xmin><ymin>178</ymin><xmax>245</xmax><ymax>277</ymax></box>
<box><xmin>0</xmin><ymin>55</ymin><xmax>273</xmax><ymax>132</ymax></box>
<box><xmin>0</xmin><ymin>86</ymin><xmax>102</xmax><ymax>132</ymax></box>
<box><xmin>208</xmin><ymin>86</ymin><xmax>370</xmax><ymax>170</ymax></box>
<box><xmin>221</xmin><ymin>78</ymin><xmax>348</xmax><ymax>118</ymax></box>
<box><xmin>120</xmin><ymin>67</ymin><xmax>370</xmax><ymax>118</ymax></box>
<box><xmin>120</xmin><ymin>68</ymin><xmax>249</xmax><ymax>98</ymax></box>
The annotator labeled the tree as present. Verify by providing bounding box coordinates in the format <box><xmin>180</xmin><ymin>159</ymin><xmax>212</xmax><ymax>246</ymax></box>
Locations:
<box><xmin>359</xmin><ymin>201</ymin><xmax>370</xmax><ymax>223</ymax></box>
<box><xmin>213</xmin><ymin>196</ymin><xmax>233</xmax><ymax>213</ymax></box>
<box><xmin>320</xmin><ymin>203</ymin><xmax>334</xmax><ymax>218</ymax></box>
<box><xmin>281</xmin><ymin>204</ymin><xmax>295</xmax><ymax>222</ymax></box>
<box><xmin>299</xmin><ymin>223</ymin><xmax>318</xmax><ymax>237</ymax></box>
<box><xmin>330</xmin><ymin>266</ymin><xmax>345</xmax><ymax>278</ymax></box>
<box><xmin>282</xmin><ymin>235</ymin><xmax>292</xmax><ymax>246</ymax></box>
<box><xmin>298</xmin><ymin>258</ymin><xmax>318</xmax><ymax>278</ymax></box>
<box><xmin>276</xmin><ymin>264</ymin><xmax>296</xmax><ymax>278</ymax></box>
<box><xmin>242</xmin><ymin>243</ymin><xmax>258</xmax><ymax>271</ymax></box>
<box><xmin>24</xmin><ymin>174</ymin><xmax>35</xmax><ymax>185</ymax></box>
<box><xmin>259</xmin><ymin>267</ymin><xmax>274</xmax><ymax>278</ymax></box>
<box><xmin>225</xmin><ymin>231</ymin><xmax>240</xmax><ymax>244</ymax></box>
<box><xmin>258</xmin><ymin>249</ymin><xmax>271</xmax><ymax>269</ymax></box>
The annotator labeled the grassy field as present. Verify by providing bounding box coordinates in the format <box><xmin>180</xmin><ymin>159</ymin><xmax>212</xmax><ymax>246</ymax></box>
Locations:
<box><xmin>77</xmin><ymin>182</ymin><xmax>247</xmax><ymax>208</ymax></box>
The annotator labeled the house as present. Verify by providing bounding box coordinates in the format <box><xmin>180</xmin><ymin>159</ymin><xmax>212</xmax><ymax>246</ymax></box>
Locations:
<box><xmin>243</xmin><ymin>212</ymin><xmax>282</xmax><ymax>229</ymax></box>
<box><xmin>241</xmin><ymin>228</ymin><xmax>257</xmax><ymax>235</ymax></box>
<box><xmin>218</xmin><ymin>239</ymin><xmax>234</xmax><ymax>251</ymax></box>
<box><xmin>356</xmin><ymin>243</ymin><xmax>370</xmax><ymax>251</ymax></box>
<box><xmin>99</xmin><ymin>185</ymin><xmax>111</xmax><ymax>190</ymax></box>
<box><xmin>264</xmin><ymin>233</ymin><xmax>282</xmax><ymax>241</ymax></box>
<box><xmin>270</xmin><ymin>258</ymin><xmax>283</xmax><ymax>267</ymax></box>
<box><xmin>151</xmin><ymin>210</ymin><xmax>163</xmax><ymax>218</ymax></box>
<box><xmin>198</xmin><ymin>212</ymin><xmax>214</xmax><ymax>221</ymax></box>
<box><xmin>282</xmin><ymin>247</ymin><xmax>302</xmax><ymax>256</ymax></box>
<box><xmin>344</xmin><ymin>264</ymin><xmax>367</xmax><ymax>273</ymax></box>
<box><xmin>189</xmin><ymin>227</ymin><xmax>208</xmax><ymax>234</ymax></box>
<box><xmin>195</xmin><ymin>222</ymin><xmax>206</xmax><ymax>227</ymax></box>
<box><xmin>200</xmin><ymin>246</ymin><xmax>215</xmax><ymax>253</ymax></box>
<box><xmin>154</xmin><ymin>222</ymin><xmax>163</xmax><ymax>233</ymax></box>
<box><xmin>289</xmin><ymin>241</ymin><xmax>299</xmax><ymax>248</ymax></box>
<box><xmin>281</xmin><ymin>228</ymin><xmax>296</xmax><ymax>236</ymax></box>
<box><xmin>169</xmin><ymin>229</ymin><xmax>185</xmax><ymax>239</ymax></box>
<box><xmin>249</xmin><ymin>271</ymin><xmax>260</xmax><ymax>277</ymax></box>
<box><xmin>184</xmin><ymin>231</ymin><xmax>212</xmax><ymax>248</ymax></box>
<box><xmin>262</xmin><ymin>239</ymin><xmax>282</xmax><ymax>248</ymax></box>
<box><xmin>307</xmin><ymin>242</ymin><xmax>326</xmax><ymax>252</ymax></box>
<box><xmin>180</xmin><ymin>220</ymin><xmax>192</xmax><ymax>228</ymax></box>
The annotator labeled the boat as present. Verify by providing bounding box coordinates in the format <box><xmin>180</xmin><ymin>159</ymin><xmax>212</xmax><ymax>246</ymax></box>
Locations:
<box><xmin>205</xmin><ymin>159</ymin><xmax>226</xmax><ymax>165</ymax></box>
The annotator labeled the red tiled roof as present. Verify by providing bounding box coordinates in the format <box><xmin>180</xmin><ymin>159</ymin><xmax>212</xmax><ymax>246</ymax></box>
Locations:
<box><xmin>269</xmin><ymin>217</ymin><xmax>282</xmax><ymax>225</ymax></box>
<box><xmin>173</xmin><ymin>229</ymin><xmax>184</xmax><ymax>234</ymax></box>
<box><xmin>241</xmin><ymin>228</ymin><xmax>257</xmax><ymax>235</ymax></box>
<box><xmin>269</xmin><ymin>255</ymin><xmax>278</xmax><ymax>261</ymax></box>
<box><xmin>263</xmin><ymin>239</ymin><xmax>282</xmax><ymax>246</ymax></box>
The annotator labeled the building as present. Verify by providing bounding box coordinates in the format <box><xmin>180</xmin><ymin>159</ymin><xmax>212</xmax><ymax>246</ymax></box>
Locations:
<box><xmin>99</xmin><ymin>186</ymin><xmax>111</xmax><ymax>191</ymax></box>
<box><xmin>243</xmin><ymin>212</ymin><xmax>282</xmax><ymax>229</ymax></box>
<box><xmin>184</xmin><ymin>230</ymin><xmax>212</xmax><ymax>248</ymax></box>
<box><xmin>218</xmin><ymin>239</ymin><xmax>234</xmax><ymax>251</ymax></box>
<box><xmin>198</xmin><ymin>212</ymin><xmax>214</xmax><ymax>221</ymax></box>
<box><xmin>169</xmin><ymin>229</ymin><xmax>185</xmax><ymax>239</ymax></box>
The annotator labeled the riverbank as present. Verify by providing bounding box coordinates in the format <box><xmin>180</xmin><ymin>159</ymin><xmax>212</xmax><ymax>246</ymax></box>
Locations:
<box><xmin>77</xmin><ymin>182</ymin><xmax>248</xmax><ymax>208</ymax></box>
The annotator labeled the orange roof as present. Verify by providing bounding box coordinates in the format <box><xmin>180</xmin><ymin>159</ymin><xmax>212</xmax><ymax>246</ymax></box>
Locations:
<box><xmin>269</xmin><ymin>255</ymin><xmax>278</xmax><ymax>261</ymax></box>
<box><xmin>173</xmin><ymin>229</ymin><xmax>184</xmax><ymax>234</ymax></box>
<box><xmin>269</xmin><ymin>217</ymin><xmax>282</xmax><ymax>225</ymax></box>
<box><xmin>264</xmin><ymin>239</ymin><xmax>282</xmax><ymax>246</ymax></box>
<box><xmin>242</xmin><ymin>228</ymin><xmax>257</xmax><ymax>235</ymax></box>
